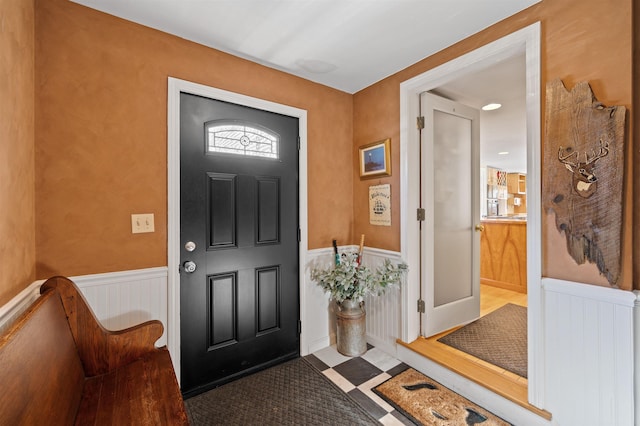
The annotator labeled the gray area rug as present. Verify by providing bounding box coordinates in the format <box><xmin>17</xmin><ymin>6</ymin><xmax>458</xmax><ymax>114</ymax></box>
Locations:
<box><xmin>184</xmin><ymin>357</ymin><xmax>379</xmax><ymax>425</ymax></box>
<box><xmin>437</xmin><ymin>303</ymin><xmax>527</xmax><ymax>378</ymax></box>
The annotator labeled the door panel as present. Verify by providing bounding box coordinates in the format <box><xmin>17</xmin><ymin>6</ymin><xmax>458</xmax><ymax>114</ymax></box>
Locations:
<box><xmin>256</xmin><ymin>177</ymin><xmax>280</xmax><ymax>244</ymax></box>
<box><xmin>421</xmin><ymin>92</ymin><xmax>480</xmax><ymax>337</ymax></box>
<box><xmin>256</xmin><ymin>266</ymin><xmax>279</xmax><ymax>333</ymax></box>
<box><xmin>180</xmin><ymin>93</ymin><xmax>299</xmax><ymax>396</ymax></box>
<box><xmin>209</xmin><ymin>272</ymin><xmax>236</xmax><ymax>348</ymax></box>
<box><xmin>207</xmin><ymin>173</ymin><xmax>236</xmax><ymax>248</ymax></box>
<box><xmin>433</xmin><ymin>109</ymin><xmax>473</xmax><ymax>307</ymax></box>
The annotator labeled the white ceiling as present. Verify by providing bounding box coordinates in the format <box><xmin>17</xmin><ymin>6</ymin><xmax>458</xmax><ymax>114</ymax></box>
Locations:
<box><xmin>71</xmin><ymin>0</ymin><xmax>538</xmax><ymax>94</ymax></box>
<box><xmin>434</xmin><ymin>53</ymin><xmax>528</xmax><ymax>173</ymax></box>
<box><xmin>71</xmin><ymin>0</ymin><xmax>535</xmax><ymax>172</ymax></box>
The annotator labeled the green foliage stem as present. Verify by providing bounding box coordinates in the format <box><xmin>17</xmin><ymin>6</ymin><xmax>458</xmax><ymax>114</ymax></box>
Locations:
<box><xmin>310</xmin><ymin>252</ymin><xmax>407</xmax><ymax>303</ymax></box>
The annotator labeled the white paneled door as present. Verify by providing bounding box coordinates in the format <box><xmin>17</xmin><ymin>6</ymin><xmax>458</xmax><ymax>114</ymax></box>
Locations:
<box><xmin>420</xmin><ymin>92</ymin><xmax>481</xmax><ymax>337</ymax></box>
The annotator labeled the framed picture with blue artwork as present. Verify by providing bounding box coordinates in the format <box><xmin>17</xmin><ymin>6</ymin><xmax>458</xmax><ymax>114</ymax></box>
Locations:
<box><xmin>359</xmin><ymin>138</ymin><xmax>391</xmax><ymax>179</ymax></box>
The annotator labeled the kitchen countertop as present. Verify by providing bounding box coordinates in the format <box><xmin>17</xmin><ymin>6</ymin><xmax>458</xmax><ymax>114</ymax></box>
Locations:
<box><xmin>481</xmin><ymin>217</ymin><xmax>527</xmax><ymax>224</ymax></box>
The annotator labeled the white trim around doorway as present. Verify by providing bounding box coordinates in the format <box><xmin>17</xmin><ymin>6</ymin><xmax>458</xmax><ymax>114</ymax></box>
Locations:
<box><xmin>399</xmin><ymin>22</ymin><xmax>544</xmax><ymax>409</ymax></box>
<box><xmin>167</xmin><ymin>77</ymin><xmax>308</xmax><ymax>383</ymax></box>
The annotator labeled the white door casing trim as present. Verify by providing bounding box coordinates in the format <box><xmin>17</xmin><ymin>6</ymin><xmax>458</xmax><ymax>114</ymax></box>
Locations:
<box><xmin>167</xmin><ymin>77</ymin><xmax>309</xmax><ymax>383</ymax></box>
<box><xmin>399</xmin><ymin>22</ymin><xmax>543</xmax><ymax>407</ymax></box>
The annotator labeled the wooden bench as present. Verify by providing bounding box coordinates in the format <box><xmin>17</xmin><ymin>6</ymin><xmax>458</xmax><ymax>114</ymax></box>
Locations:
<box><xmin>0</xmin><ymin>276</ymin><xmax>189</xmax><ymax>425</ymax></box>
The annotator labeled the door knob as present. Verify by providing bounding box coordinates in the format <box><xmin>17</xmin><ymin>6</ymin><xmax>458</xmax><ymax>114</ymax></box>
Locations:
<box><xmin>475</xmin><ymin>224</ymin><xmax>485</xmax><ymax>232</ymax></box>
<box><xmin>183</xmin><ymin>261</ymin><xmax>197</xmax><ymax>273</ymax></box>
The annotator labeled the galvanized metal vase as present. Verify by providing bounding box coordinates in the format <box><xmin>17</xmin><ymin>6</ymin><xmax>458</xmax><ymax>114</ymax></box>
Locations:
<box><xmin>336</xmin><ymin>299</ymin><xmax>366</xmax><ymax>356</ymax></box>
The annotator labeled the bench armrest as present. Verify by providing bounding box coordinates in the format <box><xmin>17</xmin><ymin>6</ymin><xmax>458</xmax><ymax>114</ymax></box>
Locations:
<box><xmin>41</xmin><ymin>276</ymin><xmax>164</xmax><ymax>377</ymax></box>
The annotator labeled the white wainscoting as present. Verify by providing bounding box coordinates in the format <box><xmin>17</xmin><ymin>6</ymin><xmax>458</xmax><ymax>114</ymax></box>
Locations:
<box><xmin>0</xmin><ymin>268</ymin><xmax>169</xmax><ymax>350</ymax></box>
<box><xmin>304</xmin><ymin>248</ymin><xmax>334</xmax><ymax>354</ymax></box>
<box><xmin>305</xmin><ymin>246</ymin><xmax>404</xmax><ymax>356</ymax></box>
<box><xmin>5</xmin><ymin>265</ymin><xmax>637</xmax><ymax>425</ymax></box>
<box><xmin>71</xmin><ymin>267</ymin><xmax>169</xmax><ymax>347</ymax></box>
<box><xmin>543</xmin><ymin>278</ymin><xmax>636</xmax><ymax>426</ymax></box>
<box><xmin>362</xmin><ymin>247</ymin><xmax>404</xmax><ymax>357</ymax></box>
<box><xmin>2</xmin><ymin>249</ymin><xmax>399</xmax><ymax>365</ymax></box>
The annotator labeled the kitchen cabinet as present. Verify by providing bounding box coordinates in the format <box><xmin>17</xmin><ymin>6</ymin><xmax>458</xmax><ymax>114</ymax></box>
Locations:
<box><xmin>507</xmin><ymin>173</ymin><xmax>526</xmax><ymax>194</ymax></box>
<box><xmin>480</xmin><ymin>219</ymin><xmax>527</xmax><ymax>294</ymax></box>
<box><xmin>487</xmin><ymin>167</ymin><xmax>508</xmax><ymax>199</ymax></box>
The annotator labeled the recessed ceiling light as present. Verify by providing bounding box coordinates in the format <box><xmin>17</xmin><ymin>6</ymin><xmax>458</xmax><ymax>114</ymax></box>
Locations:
<box><xmin>482</xmin><ymin>103</ymin><xmax>502</xmax><ymax>111</ymax></box>
<box><xmin>498</xmin><ymin>151</ymin><xmax>509</xmax><ymax>155</ymax></box>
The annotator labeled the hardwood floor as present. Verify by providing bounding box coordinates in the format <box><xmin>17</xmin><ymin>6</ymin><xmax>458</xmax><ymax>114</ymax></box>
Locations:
<box><xmin>399</xmin><ymin>284</ymin><xmax>551</xmax><ymax>420</ymax></box>
<box><xmin>479</xmin><ymin>283</ymin><xmax>527</xmax><ymax>316</ymax></box>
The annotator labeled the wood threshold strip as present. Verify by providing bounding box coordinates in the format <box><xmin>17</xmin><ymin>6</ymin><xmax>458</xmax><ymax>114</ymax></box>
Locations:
<box><xmin>397</xmin><ymin>337</ymin><xmax>552</xmax><ymax>421</ymax></box>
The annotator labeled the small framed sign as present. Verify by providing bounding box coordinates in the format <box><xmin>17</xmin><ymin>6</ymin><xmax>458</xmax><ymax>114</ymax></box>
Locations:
<box><xmin>369</xmin><ymin>184</ymin><xmax>391</xmax><ymax>226</ymax></box>
<box><xmin>359</xmin><ymin>138</ymin><xmax>391</xmax><ymax>179</ymax></box>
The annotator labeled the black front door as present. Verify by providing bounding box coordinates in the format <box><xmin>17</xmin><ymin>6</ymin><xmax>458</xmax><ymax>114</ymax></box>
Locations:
<box><xmin>179</xmin><ymin>93</ymin><xmax>299</xmax><ymax>397</ymax></box>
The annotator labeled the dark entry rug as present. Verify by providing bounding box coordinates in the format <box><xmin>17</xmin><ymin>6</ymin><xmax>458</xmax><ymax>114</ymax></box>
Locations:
<box><xmin>184</xmin><ymin>357</ymin><xmax>379</xmax><ymax>425</ymax></box>
<box><xmin>437</xmin><ymin>303</ymin><xmax>527</xmax><ymax>378</ymax></box>
<box><xmin>373</xmin><ymin>368</ymin><xmax>511</xmax><ymax>425</ymax></box>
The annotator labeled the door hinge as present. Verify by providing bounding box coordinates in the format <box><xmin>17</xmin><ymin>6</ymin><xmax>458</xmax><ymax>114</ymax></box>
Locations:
<box><xmin>297</xmin><ymin>137</ymin><xmax>301</xmax><ymax>151</ymax></box>
<box><xmin>298</xmin><ymin>320</ymin><xmax>302</xmax><ymax>335</ymax></box>
<box><xmin>417</xmin><ymin>299</ymin><xmax>425</xmax><ymax>314</ymax></box>
<box><xmin>417</xmin><ymin>116</ymin><xmax>425</xmax><ymax>130</ymax></box>
<box><xmin>417</xmin><ymin>208</ymin><xmax>425</xmax><ymax>221</ymax></box>
<box><xmin>298</xmin><ymin>228</ymin><xmax>301</xmax><ymax>242</ymax></box>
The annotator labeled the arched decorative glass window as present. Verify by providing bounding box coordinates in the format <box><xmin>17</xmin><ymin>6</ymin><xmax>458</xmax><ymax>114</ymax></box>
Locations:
<box><xmin>206</xmin><ymin>120</ymin><xmax>279</xmax><ymax>159</ymax></box>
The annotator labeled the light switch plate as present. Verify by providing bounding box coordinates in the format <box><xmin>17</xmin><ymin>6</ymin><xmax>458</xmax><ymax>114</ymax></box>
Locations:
<box><xmin>131</xmin><ymin>213</ymin><xmax>155</xmax><ymax>233</ymax></box>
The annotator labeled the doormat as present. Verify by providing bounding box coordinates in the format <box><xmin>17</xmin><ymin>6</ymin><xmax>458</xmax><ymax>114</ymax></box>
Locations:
<box><xmin>184</xmin><ymin>357</ymin><xmax>378</xmax><ymax>425</ymax></box>
<box><xmin>437</xmin><ymin>303</ymin><xmax>527</xmax><ymax>378</ymax></box>
<box><xmin>373</xmin><ymin>368</ymin><xmax>511</xmax><ymax>425</ymax></box>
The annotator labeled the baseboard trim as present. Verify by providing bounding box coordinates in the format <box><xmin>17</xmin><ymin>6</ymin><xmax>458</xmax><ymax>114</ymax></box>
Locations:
<box><xmin>481</xmin><ymin>278</ymin><xmax>527</xmax><ymax>294</ymax></box>
<box><xmin>307</xmin><ymin>336</ymin><xmax>331</xmax><ymax>354</ymax></box>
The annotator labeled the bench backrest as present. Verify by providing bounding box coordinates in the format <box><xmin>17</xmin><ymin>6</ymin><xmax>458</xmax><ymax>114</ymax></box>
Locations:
<box><xmin>0</xmin><ymin>289</ymin><xmax>85</xmax><ymax>425</ymax></box>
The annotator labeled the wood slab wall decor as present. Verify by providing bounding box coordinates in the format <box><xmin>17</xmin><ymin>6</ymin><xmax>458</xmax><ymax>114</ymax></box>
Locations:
<box><xmin>543</xmin><ymin>79</ymin><xmax>626</xmax><ymax>286</ymax></box>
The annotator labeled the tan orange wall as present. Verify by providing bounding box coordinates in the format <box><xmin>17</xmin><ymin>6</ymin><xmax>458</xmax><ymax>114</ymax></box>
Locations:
<box><xmin>635</xmin><ymin>3</ymin><xmax>640</xmax><ymax>287</ymax></box>
<box><xmin>28</xmin><ymin>0</ymin><xmax>636</xmax><ymax>289</ymax></box>
<box><xmin>0</xmin><ymin>0</ymin><xmax>36</xmax><ymax>304</ymax></box>
<box><xmin>353</xmin><ymin>0</ymin><xmax>633</xmax><ymax>290</ymax></box>
<box><xmin>35</xmin><ymin>0</ymin><xmax>353</xmax><ymax>278</ymax></box>
<box><xmin>352</xmin><ymin>83</ymin><xmax>401</xmax><ymax>251</ymax></box>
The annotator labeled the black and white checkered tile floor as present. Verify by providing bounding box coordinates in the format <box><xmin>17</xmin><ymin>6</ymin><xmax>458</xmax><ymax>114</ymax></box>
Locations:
<box><xmin>304</xmin><ymin>345</ymin><xmax>414</xmax><ymax>425</ymax></box>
